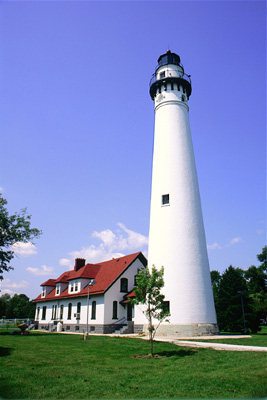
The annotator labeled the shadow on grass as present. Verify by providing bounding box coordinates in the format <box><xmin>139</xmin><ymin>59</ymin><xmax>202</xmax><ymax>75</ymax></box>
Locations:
<box><xmin>156</xmin><ymin>349</ymin><xmax>196</xmax><ymax>357</ymax></box>
<box><xmin>0</xmin><ymin>331</ymin><xmax>55</xmax><ymax>336</ymax></box>
<box><xmin>132</xmin><ymin>349</ymin><xmax>196</xmax><ymax>359</ymax></box>
<box><xmin>0</xmin><ymin>347</ymin><xmax>14</xmax><ymax>357</ymax></box>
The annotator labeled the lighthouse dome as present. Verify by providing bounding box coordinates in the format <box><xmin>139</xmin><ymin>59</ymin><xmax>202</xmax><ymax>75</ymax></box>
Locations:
<box><xmin>157</xmin><ymin>50</ymin><xmax>181</xmax><ymax>68</ymax></box>
<box><xmin>149</xmin><ymin>50</ymin><xmax>192</xmax><ymax>100</ymax></box>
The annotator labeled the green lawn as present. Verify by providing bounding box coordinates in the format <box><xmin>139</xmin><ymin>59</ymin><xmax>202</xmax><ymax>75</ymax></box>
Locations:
<box><xmin>0</xmin><ymin>330</ymin><xmax>266</xmax><ymax>399</ymax></box>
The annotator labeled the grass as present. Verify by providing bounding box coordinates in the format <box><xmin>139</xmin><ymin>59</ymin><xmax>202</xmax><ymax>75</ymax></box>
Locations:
<box><xmin>186</xmin><ymin>326</ymin><xmax>267</xmax><ymax>347</ymax></box>
<box><xmin>0</xmin><ymin>330</ymin><xmax>266</xmax><ymax>399</ymax></box>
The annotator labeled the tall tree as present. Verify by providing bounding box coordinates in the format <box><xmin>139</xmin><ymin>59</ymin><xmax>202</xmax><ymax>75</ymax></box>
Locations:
<box><xmin>215</xmin><ymin>266</ymin><xmax>260</xmax><ymax>333</ymax></box>
<box><xmin>257</xmin><ymin>246</ymin><xmax>267</xmax><ymax>271</ymax></box>
<box><xmin>129</xmin><ymin>266</ymin><xmax>170</xmax><ymax>357</ymax></box>
<box><xmin>0</xmin><ymin>194</ymin><xmax>42</xmax><ymax>279</ymax></box>
<box><xmin>244</xmin><ymin>247</ymin><xmax>267</xmax><ymax>321</ymax></box>
<box><xmin>210</xmin><ymin>270</ymin><xmax>221</xmax><ymax>305</ymax></box>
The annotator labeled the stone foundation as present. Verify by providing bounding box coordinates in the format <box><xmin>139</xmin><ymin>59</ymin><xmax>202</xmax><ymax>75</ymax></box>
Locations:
<box><xmin>133</xmin><ymin>324</ymin><xmax>144</xmax><ymax>334</ymax></box>
<box><xmin>142</xmin><ymin>323</ymin><xmax>219</xmax><ymax>337</ymax></box>
<box><xmin>37</xmin><ymin>322</ymin><xmax>128</xmax><ymax>334</ymax></box>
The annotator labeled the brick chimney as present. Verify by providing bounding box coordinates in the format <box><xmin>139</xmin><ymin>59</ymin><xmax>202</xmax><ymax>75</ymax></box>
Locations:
<box><xmin>74</xmin><ymin>258</ymin><xmax>86</xmax><ymax>272</ymax></box>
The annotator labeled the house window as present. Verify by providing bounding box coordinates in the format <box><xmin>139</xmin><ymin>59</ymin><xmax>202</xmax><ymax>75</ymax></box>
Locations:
<box><xmin>52</xmin><ymin>305</ymin><xmax>55</xmax><ymax>319</ymax></box>
<box><xmin>54</xmin><ymin>305</ymin><xmax>57</xmax><ymax>320</ymax></box>
<box><xmin>41</xmin><ymin>306</ymin><xmax>46</xmax><ymax>320</ymax></box>
<box><xmin>134</xmin><ymin>269</ymin><xmax>141</xmax><ymax>286</ymax></box>
<box><xmin>77</xmin><ymin>302</ymin><xmax>81</xmax><ymax>319</ymax></box>
<box><xmin>112</xmin><ymin>301</ymin><xmax>118</xmax><ymax>319</ymax></box>
<box><xmin>68</xmin><ymin>303</ymin><xmax>72</xmax><ymax>320</ymax></box>
<box><xmin>160</xmin><ymin>71</ymin><xmax>165</xmax><ymax>79</ymax></box>
<box><xmin>91</xmin><ymin>301</ymin><xmax>96</xmax><ymax>320</ymax></box>
<box><xmin>36</xmin><ymin>307</ymin><xmax>40</xmax><ymax>320</ymax></box>
<box><xmin>120</xmin><ymin>278</ymin><xmax>128</xmax><ymax>293</ymax></box>
<box><xmin>162</xmin><ymin>194</ymin><xmax>170</xmax><ymax>206</ymax></box>
<box><xmin>60</xmin><ymin>304</ymin><xmax>64</xmax><ymax>320</ymax></box>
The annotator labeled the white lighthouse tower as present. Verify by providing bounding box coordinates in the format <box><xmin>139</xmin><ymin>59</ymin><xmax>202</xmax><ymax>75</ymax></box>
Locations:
<box><xmin>147</xmin><ymin>50</ymin><xmax>218</xmax><ymax>336</ymax></box>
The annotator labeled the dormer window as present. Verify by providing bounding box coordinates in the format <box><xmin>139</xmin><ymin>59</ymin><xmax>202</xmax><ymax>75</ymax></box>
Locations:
<box><xmin>74</xmin><ymin>282</ymin><xmax>78</xmax><ymax>291</ymax></box>
<box><xmin>56</xmin><ymin>283</ymin><xmax>60</xmax><ymax>295</ymax></box>
<box><xmin>70</xmin><ymin>284</ymin><xmax>74</xmax><ymax>292</ymax></box>
<box><xmin>41</xmin><ymin>288</ymin><xmax>46</xmax><ymax>298</ymax></box>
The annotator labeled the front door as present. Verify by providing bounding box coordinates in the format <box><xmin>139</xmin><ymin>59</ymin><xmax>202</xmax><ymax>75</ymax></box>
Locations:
<box><xmin>127</xmin><ymin>303</ymin><xmax>132</xmax><ymax>321</ymax></box>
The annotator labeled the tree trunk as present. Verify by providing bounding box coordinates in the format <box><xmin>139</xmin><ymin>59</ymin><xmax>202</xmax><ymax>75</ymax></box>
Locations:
<box><xmin>150</xmin><ymin>333</ymin><xmax>153</xmax><ymax>357</ymax></box>
<box><xmin>148</xmin><ymin>312</ymin><xmax>154</xmax><ymax>357</ymax></box>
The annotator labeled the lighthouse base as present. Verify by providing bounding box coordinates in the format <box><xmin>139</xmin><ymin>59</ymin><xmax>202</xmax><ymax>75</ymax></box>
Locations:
<box><xmin>139</xmin><ymin>323</ymin><xmax>219</xmax><ymax>337</ymax></box>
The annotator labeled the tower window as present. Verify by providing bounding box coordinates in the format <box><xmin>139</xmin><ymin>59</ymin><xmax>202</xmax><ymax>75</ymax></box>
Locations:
<box><xmin>181</xmin><ymin>95</ymin><xmax>186</xmax><ymax>102</ymax></box>
<box><xmin>162</xmin><ymin>301</ymin><xmax>170</xmax><ymax>313</ymax></box>
<box><xmin>160</xmin><ymin>71</ymin><xmax>165</xmax><ymax>79</ymax></box>
<box><xmin>162</xmin><ymin>194</ymin><xmax>170</xmax><ymax>206</ymax></box>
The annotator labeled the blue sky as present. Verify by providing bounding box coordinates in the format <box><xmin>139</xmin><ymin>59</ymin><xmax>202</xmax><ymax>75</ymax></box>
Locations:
<box><xmin>0</xmin><ymin>1</ymin><xmax>266</xmax><ymax>300</ymax></box>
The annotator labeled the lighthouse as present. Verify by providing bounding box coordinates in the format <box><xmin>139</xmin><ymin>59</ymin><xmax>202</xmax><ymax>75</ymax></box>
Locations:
<box><xmin>147</xmin><ymin>50</ymin><xmax>218</xmax><ymax>336</ymax></box>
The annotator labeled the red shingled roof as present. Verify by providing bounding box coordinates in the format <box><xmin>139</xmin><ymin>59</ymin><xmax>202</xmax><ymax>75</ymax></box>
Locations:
<box><xmin>34</xmin><ymin>252</ymin><xmax>146</xmax><ymax>302</ymax></box>
<box><xmin>40</xmin><ymin>279</ymin><xmax>56</xmax><ymax>287</ymax></box>
<box><xmin>120</xmin><ymin>289</ymin><xmax>136</xmax><ymax>304</ymax></box>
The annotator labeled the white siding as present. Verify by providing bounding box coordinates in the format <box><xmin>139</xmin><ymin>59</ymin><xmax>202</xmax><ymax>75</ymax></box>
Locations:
<box><xmin>103</xmin><ymin>258</ymin><xmax>144</xmax><ymax>325</ymax></box>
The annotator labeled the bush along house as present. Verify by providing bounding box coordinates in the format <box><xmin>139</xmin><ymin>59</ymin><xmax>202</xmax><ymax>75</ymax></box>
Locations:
<box><xmin>33</xmin><ymin>252</ymin><xmax>147</xmax><ymax>334</ymax></box>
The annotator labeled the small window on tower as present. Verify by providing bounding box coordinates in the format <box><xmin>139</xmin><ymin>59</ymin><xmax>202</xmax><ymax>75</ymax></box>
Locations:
<box><xmin>160</xmin><ymin>71</ymin><xmax>165</xmax><ymax>79</ymax></box>
<box><xmin>162</xmin><ymin>194</ymin><xmax>170</xmax><ymax>206</ymax></box>
<box><xmin>162</xmin><ymin>301</ymin><xmax>170</xmax><ymax>313</ymax></box>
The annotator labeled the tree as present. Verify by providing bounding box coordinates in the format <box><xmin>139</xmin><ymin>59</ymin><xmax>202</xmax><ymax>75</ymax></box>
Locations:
<box><xmin>0</xmin><ymin>194</ymin><xmax>42</xmax><ymax>279</ymax></box>
<box><xmin>0</xmin><ymin>293</ymin><xmax>35</xmax><ymax>319</ymax></box>
<box><xmin>244</xmin><ymin>247</ymin><xmax>267</xmax><ymax>322</ymax></box>
<box><xmin>210</xmin><ymin>270</ymin><xmax>221</xmax><ymax>304</ymax></box>
<box><xmin>257</xmin><ymin>246</ymin><xmax>267</xmax><ymax>271</ymax></box>
<box><xmin>129</xmin><ymin>266</ymin><xmax>170</xmax><ymax>357</ymax></box>
<box><xmin>5</xmin><ymin>294</ymin><xmax>36</xmax><ymax>319</ymax></box>
<box><xmin>214</xmin><ymin>266</ymin><xmax>260</xmax><ymax>333</ymax></box>
<box><xmin>0</xmin><ymin>293</ymin><xmax>11</xmax><ymax>318</ymax></box>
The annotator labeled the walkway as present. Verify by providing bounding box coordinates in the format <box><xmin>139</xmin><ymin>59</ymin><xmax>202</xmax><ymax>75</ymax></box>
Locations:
<box><xmin>148</xmin><ymin>336</ymin><xmax>267</xmax><ymax>352</ymax></box>
<box><xmin>39</xmin><ymin>330</ymin><xmax>267</xmax><ymax>352</ymax></box>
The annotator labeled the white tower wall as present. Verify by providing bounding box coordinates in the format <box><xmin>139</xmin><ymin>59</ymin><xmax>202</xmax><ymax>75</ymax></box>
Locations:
<box><xmin>147</xmin><ymin>51</ymin><xmax>218</xmax><ymax>336</ymax></box>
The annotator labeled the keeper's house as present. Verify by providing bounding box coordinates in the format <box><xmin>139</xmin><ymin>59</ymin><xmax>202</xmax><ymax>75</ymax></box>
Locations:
<box><xmin>33</xmin><ymin>252</ymin><xmax>146</xmax><ymax>334</ymax></box>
